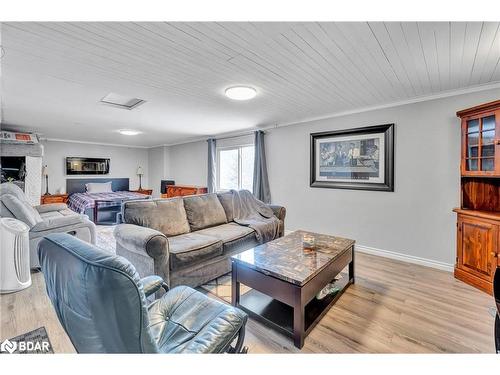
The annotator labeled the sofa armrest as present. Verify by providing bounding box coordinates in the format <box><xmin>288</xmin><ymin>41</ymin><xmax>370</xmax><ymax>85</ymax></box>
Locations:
<box><xmin>269</xmin><ymin>205</ymin><xmax>286</xmax><ymax>221</ymax></box>
<box><xmin>31</xmin><ymin>215</ymin><xmax>87</xmax><ymax>233</ymax></box>
<box><xmin>35</xmin><ymin>203</ymin><xmax>68</xmax><ymax>213</ymax></box>
<box><xmin>114</xmin><ymin>224</ymin><xmax>169</xmax><ymax>259</ymax></box>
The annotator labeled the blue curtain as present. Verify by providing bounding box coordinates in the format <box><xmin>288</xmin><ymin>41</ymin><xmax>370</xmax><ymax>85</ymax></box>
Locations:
<box><xmin>207</xmin><ymin>138</ymin><xmax>216</xmax><ymax>193</ymax></box>
<box><xmin>253</xmin><ymin>130</ymin><xmax>271</xmax><ymax>203</ymax></box>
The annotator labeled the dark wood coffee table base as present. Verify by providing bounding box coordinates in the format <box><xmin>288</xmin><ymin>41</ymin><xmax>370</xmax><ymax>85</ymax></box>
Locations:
<box><xmin>231</xmin><ymin>246</ymin><xmax>354</xmax><ymax>349</ymax></box>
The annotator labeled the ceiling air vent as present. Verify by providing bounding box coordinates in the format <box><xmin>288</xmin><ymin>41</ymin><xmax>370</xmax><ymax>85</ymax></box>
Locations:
<box><xmin>100</xmin><ymin>93</ymin><xmax>146</xmax><ymax>110</ymax></box>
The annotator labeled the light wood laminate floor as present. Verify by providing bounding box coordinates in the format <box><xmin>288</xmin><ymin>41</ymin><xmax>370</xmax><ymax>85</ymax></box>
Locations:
<box><xmin>0</xmin><ymin>252</ymin><xmax>496</xmax><ymax>353</ymax></box>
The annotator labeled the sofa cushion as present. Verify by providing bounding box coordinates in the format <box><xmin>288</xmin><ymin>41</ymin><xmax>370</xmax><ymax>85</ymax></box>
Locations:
<box><xmin>123</xmin><ymin>198</ymin><xmax>190</xmax><ymax>237</ymax></box>
<box><xmin>39</xmin><ymin>208</ymin><xmax>78</xmax><ymax>220</ymax></box>
<box><xmin>197</xmin><ymin>223</ymin><xmax>255</xmax><ymax>243</ymax></box>
<box><xmin>40</xmin><ymin>211</ymin><xmax>64</xmax><ymax>220</ymax></box>
<box><xmin>183</xmin><ymin>194</ymin><xmax>227</xmax><ymax>231</ymax></box>
<box><xmin>217</xmin><ymin>191</ymin><xmax>235</xmax><ymax>222</ymax></box>
<box><xmin>148</xmin><ymin>286</ymin><xmax>247</xmax><ymax>353</ymax></box>
<box><xmin>31</xmin><ymin>215</ymin><xmax>86</xmax><ymax>233</ymax></box>
<box><xmin>35</xmin><ymin>203</ymin><xmax>68</xmax><ymax>214</ymax></box>
<box><xmin>167</xmin><ymin>232</ymin><xmax>222</xmax><ymax>270</ymax></box>
<box><xmin>2</xmin><ymin>193</ymin><xmax>43</xmax><ymax>228</ymax></box>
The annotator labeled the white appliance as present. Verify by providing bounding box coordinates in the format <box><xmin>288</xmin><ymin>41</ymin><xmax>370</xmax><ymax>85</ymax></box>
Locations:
<box><xmin>0</xmin><ymin>218</ymin><xmax>31</xmax><ymax>293</ymax></box>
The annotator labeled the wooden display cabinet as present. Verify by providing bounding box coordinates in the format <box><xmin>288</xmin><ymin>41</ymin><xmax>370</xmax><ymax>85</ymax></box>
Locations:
<box><xmin>455</xmin><ymin>100</ymin><xmax>500</xmax><ymax>294</ymax></box>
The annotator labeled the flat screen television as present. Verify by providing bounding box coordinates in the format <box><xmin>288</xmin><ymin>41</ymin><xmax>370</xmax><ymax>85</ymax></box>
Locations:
<box><xmin>66</xmin><ymin>157</ymin><xmax>110</xmax><ymax>175</ymax></box>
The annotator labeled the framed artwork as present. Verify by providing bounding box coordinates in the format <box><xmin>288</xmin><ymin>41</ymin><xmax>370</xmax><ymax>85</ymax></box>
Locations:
<box><xmin>310</xmin><ymin>123</ymin><xmax>394</xmax><ymax>191</ymax></box>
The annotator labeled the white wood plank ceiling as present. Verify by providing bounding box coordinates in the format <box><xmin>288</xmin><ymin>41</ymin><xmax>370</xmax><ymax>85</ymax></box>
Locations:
<box><xmin>1</xmin><ymin>22</ymin><xmax>500</xmax><ymax>146</ymax></box>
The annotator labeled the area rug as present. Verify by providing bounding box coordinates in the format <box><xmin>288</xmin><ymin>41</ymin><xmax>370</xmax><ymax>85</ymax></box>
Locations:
<box><xmin>199</xmin><ymin>273</ymin><xmax>251</xmax><ymax>303</ymax></box>
<box><xmin>96</xmin><ymin>225</ymin><xmax>116</xmax><ymax>253</ymax></box>
<box><xmin>2</xmin><ymin>327</ymin><xmax>53</xmax><ymax>354</ymax></box>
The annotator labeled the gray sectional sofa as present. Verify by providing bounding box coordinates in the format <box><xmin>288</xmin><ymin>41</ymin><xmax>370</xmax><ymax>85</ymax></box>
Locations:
<box><xmin>114</xmin><ymin>192</ymin><xmax>286</xmax><ymax>288</ymax></box>
<box><xmin>0</xmin><ymin>182</ymin><xmax>96</xmax><ymax>268</ymax></box>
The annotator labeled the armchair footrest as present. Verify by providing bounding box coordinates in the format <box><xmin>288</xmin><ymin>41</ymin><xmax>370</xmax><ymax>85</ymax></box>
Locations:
<box><xmin>148</xmin><ymin>286</ymin><xmax>248</xmax><ymax>353</ymax></box>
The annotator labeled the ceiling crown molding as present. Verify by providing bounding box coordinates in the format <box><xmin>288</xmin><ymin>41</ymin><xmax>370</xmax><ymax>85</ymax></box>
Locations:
<box><xmin>42</xmin><ymin>137</ymin><xmax>150</xmax><ymax>149</ymax></box>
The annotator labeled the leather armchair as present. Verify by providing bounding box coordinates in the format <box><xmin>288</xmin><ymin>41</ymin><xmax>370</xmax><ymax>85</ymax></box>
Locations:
<box><xmin>0</xmin><ymin>182</ymin><xmax>96</xmax><ymax>268</ymax></box>
<box><xmin>38</xmin><ymin>233</ymin><xmax>248</xmax><ymax>353</ymax></box>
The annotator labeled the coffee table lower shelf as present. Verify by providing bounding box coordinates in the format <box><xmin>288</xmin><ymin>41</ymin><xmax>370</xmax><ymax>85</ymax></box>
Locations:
<box><xmin>235</xmin><ymin>272</ymin><xmax>351</xmax><ymax>347</ymax></box>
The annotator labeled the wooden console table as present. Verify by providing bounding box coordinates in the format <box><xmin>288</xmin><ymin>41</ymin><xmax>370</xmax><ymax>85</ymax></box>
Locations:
<box><xmin>161</xmin><ymin>185</ymin><xmax>207</xmax><ymax>198</ymax></box>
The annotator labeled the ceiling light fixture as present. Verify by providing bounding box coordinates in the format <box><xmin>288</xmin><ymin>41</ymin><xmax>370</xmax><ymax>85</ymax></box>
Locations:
<box><xmin>118</xmin><ymin>129</ymin><xmax>142</xmax><ymax>136</ymax></box>
<box><xmin>225</xmin><ymin>86</ymin><xmax>257</xmax><ymax>101</ymax></box>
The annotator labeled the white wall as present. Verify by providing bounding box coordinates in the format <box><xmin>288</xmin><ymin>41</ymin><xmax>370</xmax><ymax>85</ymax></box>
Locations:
<box><xmin>168</xmin><ymin>141</ymin><xmax>208</xmax><ymax>186</ymax></box>
<box><xmin>41</xmin><ymin>140</ymin><xmax>149</xmax><ymax>194</ymax></box>
<box><xmin>148</xmin><ymin>145</ymin><xmax>170</xmax><ymax>197</ymax></box>
<box><xmin>166</xmin><ymin>88</ymin><xmax>500</xmax><ymax>268</ymax></box>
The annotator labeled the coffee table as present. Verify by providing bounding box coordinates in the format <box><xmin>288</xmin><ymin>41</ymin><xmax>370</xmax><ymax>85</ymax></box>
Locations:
<box><xmin>231</xmin><ymin>230</ymin><xmax>355</xmax><ymax>349</ymax></box>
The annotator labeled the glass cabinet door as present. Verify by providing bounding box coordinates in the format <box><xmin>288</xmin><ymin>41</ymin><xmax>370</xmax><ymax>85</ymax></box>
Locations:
<box><xmin>465</xmin><ymin>114</ymin><xmax>496</xmax><ymax>172</ymax></box>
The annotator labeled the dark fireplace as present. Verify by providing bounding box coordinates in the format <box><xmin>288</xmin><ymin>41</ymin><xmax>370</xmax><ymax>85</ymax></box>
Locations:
<box><xmin>1</xmin><ymin>156</ymin><xmax>27</xmax><ymax>190</ymax></box>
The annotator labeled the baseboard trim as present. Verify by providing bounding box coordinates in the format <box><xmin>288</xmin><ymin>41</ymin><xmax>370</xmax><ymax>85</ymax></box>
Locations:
<box><xmin>355</xmin><ymin>244</ymin><xmax>454</xmax><ymax>272</ymax></box>
<box><xmin>283</xmin><ymin>230</ymin><xmax>454</xmax><ymax>272</ymax></box>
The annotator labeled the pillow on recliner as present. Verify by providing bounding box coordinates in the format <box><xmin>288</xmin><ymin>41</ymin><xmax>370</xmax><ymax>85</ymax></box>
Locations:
<box><xmin>2</xmin><ymin>193</ymin><xmax>43</xmax><ymax>228</ymax></box>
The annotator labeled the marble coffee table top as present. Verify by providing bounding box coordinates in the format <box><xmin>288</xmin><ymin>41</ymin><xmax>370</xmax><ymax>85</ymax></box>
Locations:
<box><xmin>231</xmin><ymin>230</ymin><xmax>355</xmax><ymax>286</ymax></box>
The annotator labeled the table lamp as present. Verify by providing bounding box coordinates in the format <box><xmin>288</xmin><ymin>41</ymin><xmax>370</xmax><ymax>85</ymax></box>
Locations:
<box><xmin>42</xmin><ymin>165</ymin><xmax>50</xmax><ymax>195</ymax></box>
<box><xmin>137</xmin><ymin>166</ymin><xmax>144</xmax><ymax>190</ymax></box>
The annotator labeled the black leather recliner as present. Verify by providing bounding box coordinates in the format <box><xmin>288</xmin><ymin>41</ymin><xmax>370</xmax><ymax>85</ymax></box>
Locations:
<box><xmin>38</xmin><ymin>233</ymin><xmax>248</xmax><ymax>353</ymax></box>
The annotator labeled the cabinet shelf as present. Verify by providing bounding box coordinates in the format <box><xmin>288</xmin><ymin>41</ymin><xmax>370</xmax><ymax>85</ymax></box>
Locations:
<box><xmin>453</xmin><ymin>208</ymin><xmax>500</xmax><ymax>221</ymax></box>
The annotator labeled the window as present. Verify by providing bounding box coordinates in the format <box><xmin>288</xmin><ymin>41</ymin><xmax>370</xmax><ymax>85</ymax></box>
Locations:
<box><xmin>217</xmin><ymin>145</ymin><xmax>254</xmax><ymax>192</ymax></box>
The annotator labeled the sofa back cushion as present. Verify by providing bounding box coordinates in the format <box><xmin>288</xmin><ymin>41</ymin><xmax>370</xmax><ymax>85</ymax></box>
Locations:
<box><xmin>183</xmin><ymin>194</ymin><xmax>227</xmax><ymax>231</ymax></box>
<box><xmin>0</xmin><ymin>182</ymin><xmax>28</xmax><ymax>202</ymax></box>
<box><xmin>122</xmin><ymin>198</ymin><xmax>190</xmax><ymax>237</ymax></box>
<box><xmin>217</xmin><ymin>191</ymin><xmax>235</xmax><ymax>222</ymax></box>
<box><xmin>1</xmin><ymin>193</ymin><xmax>43</xmax><ymax>228</ymax></box>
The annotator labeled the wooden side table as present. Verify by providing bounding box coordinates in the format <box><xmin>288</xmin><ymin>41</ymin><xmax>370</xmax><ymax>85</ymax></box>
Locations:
<box><xmin>40</xmin><ymin>194</ymin><xmax>69</xmax><ymax>205</ymax></box>
<box><xmin>131</xmin><ymin>189</ymin><xmax>153</xmax><ymax>196</ymax></box>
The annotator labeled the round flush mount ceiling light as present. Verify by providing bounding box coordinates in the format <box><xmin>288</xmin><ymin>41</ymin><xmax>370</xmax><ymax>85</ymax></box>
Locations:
<box><xmin>118</xmin><ymin>129</ymin><xmax>142</xmax><ymax>136</ymax></box>
<box><xmin>225</xmin><ymin>86</ymin><xmax>257</xmax><ymax>101</ymax></box>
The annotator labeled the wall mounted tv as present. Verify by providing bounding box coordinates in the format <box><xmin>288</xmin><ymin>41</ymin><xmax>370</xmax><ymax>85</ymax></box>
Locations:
<box><xmin>66</xmin><ymin>157</ymin><xmax>110</xmax><ymax>175</ymax></box>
